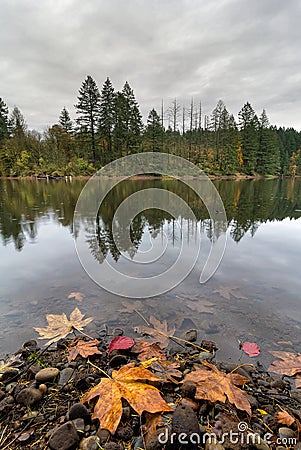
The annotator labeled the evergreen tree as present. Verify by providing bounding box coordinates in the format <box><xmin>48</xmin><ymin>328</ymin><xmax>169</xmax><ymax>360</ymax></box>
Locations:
<box><xmin>9</xmin><ymin>106</ymin><xmax>27</xmax><ymax>138</ymax></box>
<box><xmin>122</xmin><ymin>81</ymin><xmax>143</xmax><ymax>154</ymax></box>
<box><xmin>144</xmin><ymin>108</ymin><xmax>163</xmax><ymax>152</ymax></box>
<box><xmin>238</xmin><ymin>102</ymin><xmax>259</xmax><ymax>174</ymax></box>
<box><xmin>59</xmin><ymin>107</ymin><xmax>73</xmax><ymax>134</ymax></box>
<box><xmin>75</xmin><ymin>75</ymin><xmax>100</xmax><ymax>163</ymax></box>
<box><xmin>99</xmin><ymin>77</ymin><xmax>115</xmax><ymax>161</ymax></box>
<box><xmin>257</xmin><ymin>110</ymin><xmax>280</xmax><ymax>174</ymax></box>
<box><xmin>0</xmin><ymin>98</ymin><xmax>9</xmax><ymax>141</ymax></box>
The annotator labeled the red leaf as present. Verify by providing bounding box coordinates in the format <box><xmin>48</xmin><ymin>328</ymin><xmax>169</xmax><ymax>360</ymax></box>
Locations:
<box><xmin>109</xmin><ymin>336</ymin><xmax>135</xmax><ymax>353</ymax></box>
<box><xmin>242</xmin><ymin>342</ymin><xmax>260</xmax><ymax>357</ymax></box>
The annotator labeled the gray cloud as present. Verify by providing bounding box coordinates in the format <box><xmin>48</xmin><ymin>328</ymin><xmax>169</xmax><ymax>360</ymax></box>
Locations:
<box><xmin>0</xmin><ymin>0</ymin><xmax>300</xmax><ymax>130</ymax></box>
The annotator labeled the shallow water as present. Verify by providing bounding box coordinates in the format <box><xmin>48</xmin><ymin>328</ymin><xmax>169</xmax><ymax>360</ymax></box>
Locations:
<box><xmin>0</xmin><ymin>177</ymin><xmax>300</xmax><ymax>363</ymax></box>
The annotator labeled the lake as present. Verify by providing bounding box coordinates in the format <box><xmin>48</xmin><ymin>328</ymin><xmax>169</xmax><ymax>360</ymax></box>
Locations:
<box><xmin>0</xmin><ymin>177</ymin><xmax>301</xmax><ymax>363</ymax></box>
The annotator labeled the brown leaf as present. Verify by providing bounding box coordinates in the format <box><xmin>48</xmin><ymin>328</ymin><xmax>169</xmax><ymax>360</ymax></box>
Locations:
<box><xmin>276</xmin><ymin>410</ymin><xmax>295</xmax><ymax>426</ymax></box>
<box><xmin>213</xmin><ymin>286</ymin><xmax>247</xmax><ymax>301</ymax></box>
<box><xmin>183</xmin><ymin>361</ymin><xmax>251</xmax><ymax>415</ymax></box>
<box><xmin>269</xmin><ymin>351</ymin><xmax>301</xmax><ymax>376</ymax></box>
<box><xmin>138</xmin><ymin>316</ymin><xmax>176</xmax><ymax>349</ymax></box>
<box><xmin>132</xmin><ymin>340</ymin><xmax>166</xmax><ymax>362</ymax></box>
<box><xmin>68</xmin><ymin>339</ymin><xmax>101</xmax><ymax>362</ymax></box>
<box><xmin>68</xmin><ymin>292</ymin><xmax>85</xmax><ymax>302</ymax></box>
<box><xmin>81</xmin><ymin>363</ymin><xmax>173</xmax><ymax>434</ymax></box>
<box><xmin>151</xmin><ymin>360</ymin><xmax>182</xmax><ymax>381</ymax></box>
<box><xmin>296</xmin><ymin>374</ymin><xmax>301</xmax><ymax>389</ymax></box>
<box><xmin>119</xmin><ymin>300</ymin><xmax>143</xmax><ymax>314</ymax></box>
<box><xmin>143</xmin><ymin>412</ymin><xmax>165</xmax><ymax>444</ymax></box>
<box><xmin>34</xmin><ymin>308</ymin><xmax>93</xmax><ymax>346</ymax></box>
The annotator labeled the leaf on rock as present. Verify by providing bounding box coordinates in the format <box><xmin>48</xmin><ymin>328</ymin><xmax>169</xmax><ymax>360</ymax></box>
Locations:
<box><xmin>34</xmin><ymin>308</ymin><xmax>93</xmax><ymax>345</ymax></box>
<box><xmin>143</xmin><ymin>412</ymin><xmax>165</xmax><ymax>445</ymax></box>
<box><xmin>68</xmin><ymin>339</ymin><xmax>101</xmax><ymax>362</ymax></box>
<box><xmin>108</xmin><ymin>336</ymin><xmax>135</xmax><ymax>353</ymax></box>
<box><xmin>213</xmin><ymin>286</ymin><xmax>247</xmax><ymax>301</ymax></box>
<box><xmin>276</xmin><ymin>410</ymin><xmax>295</xmax><ymax>426</ymax></box>
<box><xmin>151</xmin><ymin>360</ymin><xmax>182</xmax><ymax>381</ymax></box>
<box><xmin>183</xmin><ymin>360</ymin><xmax>251</xmax><ymax>415</ymax></box>
<box><xmin>241</xmin><ymin>342</ymin><xmax>260</xmax><ymax>357</ymax></box>
<box><xmin>132</xmin><ymin>341</ymin><xmax>166</xmax><ymax>362</ymax></box>
<box><xmin>269</xmin><ymin>351</ymin><xmax>301</xmax><ymax>377</ymax></box>
<box><xmin>81</xmin><ymin>362</ymin><xmax>173</xmax><ymax>434</ymax></box>
<box><xmin>138</xmin><ymin>316</ymin><xmax>176</xmax><ymax>349</ymax></box>
<box><xmin>68</xmin><ymin>292</ymin><xmax>85</xmax><ymax>302</ymax></box>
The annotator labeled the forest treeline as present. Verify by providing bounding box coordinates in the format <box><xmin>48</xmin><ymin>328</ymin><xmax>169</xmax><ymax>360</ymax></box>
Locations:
<box><xmin>0</xmin><ymin>75</ymin><xmax>301</xmax><ymax>177</ymax></box>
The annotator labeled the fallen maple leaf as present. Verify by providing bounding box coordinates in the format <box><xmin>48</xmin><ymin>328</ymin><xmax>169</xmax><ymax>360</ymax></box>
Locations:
<box><xmin>151</xmin><ymin>360</ymin><xmax>182</xmax><ymax>381</ymax></box>
<box><xmin>143</xmin><ymin>412</ymin><xmax>165</xmax><ymax>445</ymax></box>
<box><xmin>68</xmin><ymin>292</ymin><xmax>85</xmax><ymax>302</ymax></box>
<box><xmin>138</xmin><ymin>316</ymin><xmax>176</xmax><ymax>349</ymax></box>
<box><xmin>68</xmin><ymin>339</ymin><xmax>101</xmax><ymax>362</ymax></box>
<box><xmin>187</xmin><ymin>300</ymin><xmax>216</xmax><ymax>314</ymax></box>
<box><xmin>276</xmin><ymin>410</ymin><xmax>295</xmax><ymax>426</ymax></box>
<box><xmin>34</xmin><ymin>308</ymin><xmax>93</xmax><ymax>345</ymax></box>
<box><xmin>183</xmin><ymin>361</ymin><xmax>251</xmax><ymax>415</ymax></box>
<box><xmin>213</xmin><ymin>286</ymin><xmax>247</xmax><ymax>301</ymax></box>
<box><xmin>108</xmin><ymin>336</ymin><xmax>135</xmax><ymax>353</ymax></box>
<box><xmin>269</xmin><ymin>351</ymin><xmax>301</xmax><ymax>376</ymax></box>
<box><xmin>132</xmin><ymin>341</ymin><xmax>166</xmax><ymax>362</ymax></box>
<box><xmin>81</xmin><ymin>363</ymin><xmax>173</xmax><ymax>434</ymax></box>
<box><xmin>241</xmin><ymin>342</ymin><xmax>260</xmax><ymax>357</ymax></box>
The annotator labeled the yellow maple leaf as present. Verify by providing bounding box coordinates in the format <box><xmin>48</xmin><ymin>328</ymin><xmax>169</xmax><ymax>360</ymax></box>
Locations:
<box><xmin>81</xmin><ymin>362</ymin><xmax>173</xmax><ymax>434</ymax></box>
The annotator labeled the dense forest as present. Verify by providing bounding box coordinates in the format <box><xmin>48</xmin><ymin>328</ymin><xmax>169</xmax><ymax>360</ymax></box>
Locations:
<box><xmin>0</xmin><ymin>75</ymin><xmax>301</xmax><ymax>177</ymax></box>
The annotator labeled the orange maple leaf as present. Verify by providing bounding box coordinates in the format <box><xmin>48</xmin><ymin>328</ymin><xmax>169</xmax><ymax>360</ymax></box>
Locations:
<box><xmin>269</xmin><ymin>351</ymin><xmax>301</xmax><ymax>376</ymax></box>
<box><xmin>138</xmin><ymin>316</ymin><xmax>176</xmax><ymax>349</ymax></box>
<box><xmin>81</xmin><ymin>363</ymin><xmax>173</xmax><ymax>434</ymax></box>
<box><xmin>183</xmin><ymin>361</ymin><xmax>251</xmax><ymax>415</ymax></box>
<box><xmin>132</xmin><ymin>340</ymin><xmax>166</xmax><ymax>362</ymax></box>
<box><xmin>68</xmin><ymin>339</ymin><xmax>101</xmax><ymax>362</ymax></box>
<box><xmin>276</xmin><ymin>410</ymin><xmax>295</xmax><ymax>426</ymax></box>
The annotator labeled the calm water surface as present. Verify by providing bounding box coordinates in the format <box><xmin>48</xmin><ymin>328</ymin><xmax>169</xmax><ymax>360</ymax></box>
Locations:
<box><xmin>0</xmin><ymin>178</ymin><xmax>300</xmax><ymax>362</ymax></box>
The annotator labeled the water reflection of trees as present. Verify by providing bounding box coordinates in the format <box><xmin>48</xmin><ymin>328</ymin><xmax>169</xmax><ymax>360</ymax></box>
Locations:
<box><xmin>0</xmin><ymin>178</ymin><xmax>300</xmax><ymax>254</ymax></box>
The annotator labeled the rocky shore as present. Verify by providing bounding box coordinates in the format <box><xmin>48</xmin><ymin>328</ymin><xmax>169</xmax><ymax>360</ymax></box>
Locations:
<box><xmin>0</xmin><ymin>325</ymin><xmax>300</xmax><ymax>450</ymax></box>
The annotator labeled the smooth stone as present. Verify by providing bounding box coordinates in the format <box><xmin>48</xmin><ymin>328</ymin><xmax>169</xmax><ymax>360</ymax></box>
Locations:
<box><xmin>16</xmin><ymin>387</ymin><xmax>42</xmax><ymax>406</ymax></box>
<box><xmin>115</xmin><ymin>425</ymin><xmax>133</xmax><ymax>441</ymax></box>
<box><xmin>35</xmin><ymin>367</ymin><xmax>60</xmax><ymax>383</ymax></box>
<box><xmin>96</xmin><ymin>428</ymin><xmax>111</xmax><ymax>444</ymax></box>
<box><xmin>73</xmin><ymin>418</ymin><xmax>85</xmax><ymax>433</ymax></box>
<box><xmin>58</xmin><ymin>367</ymin><xmax>74</xmax><ymax>386</ymax></box>
<box><xmin>253</xmin><ymin>438</ymin><xmax>270</xmax><ymax>450</ymax></box>
<box><xmin>181</xmin><ymin>381</ymin><xmax>196</xmax><ymax>399</ymax></box>
<box><xmin>185</xmin><ymin>329</ymin><xmax>197</xmax><ymax>342</ymax></box>
<box><xmin>49</xmin><ymin>421</ymin><xmax>79</xmax><ymax>450</ymax></box>
<box><xmin>278</xmin><ymin>427</ymin><xmax>296</xmax><ymax>439</ymax></box>
<box><xmin>68</xmin><ymin>403</ymin><xmax>90</xmax><ymax>422</ymax></box>
<box><xmin>0</xmin><ymin>389</ymin><xmax>5</xmax><ymax>401</ymax></box>
<box><xmin>79</xmin><ymin>436</ymin><xmax>100</xmax><ymax>450</ymax></box>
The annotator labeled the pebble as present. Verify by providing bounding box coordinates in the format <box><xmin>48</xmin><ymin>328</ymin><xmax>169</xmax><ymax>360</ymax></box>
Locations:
<box><xmin>180</xmin><ymin>397</ymin><xmax>199</xmax><ymax>411</ymax></box>
<box><xmin>278</xmin><ymin>427</ymin><xmax>296</xmax><ymax>440</ymax></box>
<box><xmin>58</xmin><ymin>367</ymin><xmax>74</xmax><ymax>385</ymax></box>
<box><xmin>103</xmin><ymin>443</ymin><xmax>124</xmax><ymax>450</ymax></box>
<box><xmin>48</xmin><ymin>421</ymin><xmax>80</xmax><ymax>450</ymax></box>
<box><xmin>2</xmin><ymin>368</ymin><xmax>19</xmax><ymax>382</ymax></box>
<box><xmin>35</xmin><ymin>367</ymin><xmax>60</xmax><ymax>383</ymax></box>
<box><xmin>15</xmin><ymin>387</ymin><xmax>42</xmax><ymax>406</ymax></box>
<box><xmin>115</xmin><ymin>425</ymin><xmax>133</xmax><ymax>441</ymax></box>
<box><xmin>109</xmin><ymin>354</ymin><xmax>128</xmax><ymax>367</ymax></box>
<box><xmin>0</xmin><ymin>389</ymin><xmax>5</xmax><ymax>400</ymax></box>
<box><xmin>97</xmin><ymin>428</ymin><xmax>111</xmax><ymax>444</ymax></box>
<box><xmin>68</xmin><ymin>403</ymin><xmax>90</xmax><ymax>423</ymax></box>
<box><xmin>79</xmin><ymin>436</ymin><xmax>100</xmax><ymax>450</ymax></box>
<box><xmin>38</xmin><ymin>383</ymin><xmax>48</xmax><ymax>394</ymax></box>
<box><xmin>73</xmin><ymin>418</ymin><xmax>85</xmax><ymax>433</ymax></box>
<box><xmin>182</xmin><ymin>380</ymin><xmax>196</xmax><ymax>399</ymax></box>
<box><xmin>185</xmin><ymin>329</ymin><xmax>197</xmax><ymax>342</ymax></box>
<box><xmin>253</xmin><ymin>438</ymin><xmax>270</xmax><ymax>450</ymax></box>
<box><xmin>171</xmin><ymin>404</ymin><xmax>201</xmax><ymax>449</ymax></box>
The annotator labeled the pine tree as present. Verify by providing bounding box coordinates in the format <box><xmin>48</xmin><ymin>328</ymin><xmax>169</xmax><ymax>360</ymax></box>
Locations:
<box><xmin>99</xmin><ymin>77</ymin><xmax>115</xmax><ymax>162</ymax></box>
<box><xmin>59</xmin><ymin>107</ymin><xmax>73</xmax><ymax>134</ymax></box>
<box><xmin>75</xmin><ymin>75</ymin><xmax>100</xmax><ymax>163</ymax></box>
<box><xmin>256</xmin><ymin>110</ymin><xmax>280</xmax><ymax>174</ymax></box>
<box><xmin>9</xmin><ymin>106</ymin><xmax>27</xmax><ymax>138</ymax></box>
<box><xmin>238</xmin><ymin>102</ymin><xmax>259</xmax><ymax>174</ymax></box>
<box><xmin>144</xmin><ymin>108</ymin><xmax>163</xmax><ymax>152</ymax></box>
<box><xmin>0</xmin><ymin>98</ymin><xmax>9</xmax><ymax>141</ymax></box>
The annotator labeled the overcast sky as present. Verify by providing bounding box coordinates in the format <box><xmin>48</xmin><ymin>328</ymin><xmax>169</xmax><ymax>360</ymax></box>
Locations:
<box><xmin>1</xmin><ymin>0</ymin><xmax>300</xmax><ymax>131</ymax></box>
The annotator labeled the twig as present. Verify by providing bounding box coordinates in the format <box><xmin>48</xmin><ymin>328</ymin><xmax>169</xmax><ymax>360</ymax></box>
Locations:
<box><xmin>87</xmin><ymin>359</ymin><xmax>111</xmax><ymax>378</ymax></box>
